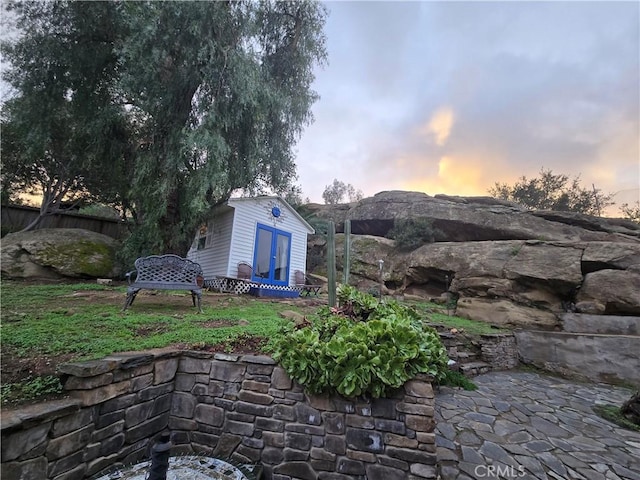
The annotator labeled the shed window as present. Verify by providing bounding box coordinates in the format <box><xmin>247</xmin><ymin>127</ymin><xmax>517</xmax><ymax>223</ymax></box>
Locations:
<box><xmin>196</xmin><ymin>221</ymin><xmax>214</xmax><ymax>250</ymax></box>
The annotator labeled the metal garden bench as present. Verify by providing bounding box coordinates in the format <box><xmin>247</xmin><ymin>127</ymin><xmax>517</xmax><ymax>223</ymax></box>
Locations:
<box><xmin>122</xmin><ymin>254</ymin><xmax>204</xmax><ymax>313</ymax></box>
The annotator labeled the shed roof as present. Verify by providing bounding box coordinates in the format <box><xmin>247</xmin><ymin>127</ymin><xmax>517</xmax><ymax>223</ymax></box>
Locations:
<box><xmin>227</xmin><ymin>196</ymin><xmax>315</xmax><ymax>234</ymax></box>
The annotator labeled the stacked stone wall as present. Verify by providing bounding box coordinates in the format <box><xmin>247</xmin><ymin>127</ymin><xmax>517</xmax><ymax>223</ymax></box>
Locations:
<box><xmin>1</xmin><ymin>350</ymin><xmax>437</xmax><ymax>480</ymax></box>
<box><xmin>480</xmin><ymin>334</ymin><xmax>519</xmax><ymax>370</ymax></box>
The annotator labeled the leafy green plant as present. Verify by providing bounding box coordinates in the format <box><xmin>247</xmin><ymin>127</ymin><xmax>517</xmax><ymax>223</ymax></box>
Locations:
<box><xmin>438</xmin><ymin>369</ymin><xmax>478</xmax><ymax>391</ymax></box>
<box><xmin>272</xmin><ymin>285</ymin><xmax>449</xmax><ymax>398</ymax></box>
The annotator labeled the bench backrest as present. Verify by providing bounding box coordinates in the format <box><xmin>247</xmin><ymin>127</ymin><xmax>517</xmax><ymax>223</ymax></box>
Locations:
<box><xmin>134</xmin><ymin>255</ymin><xmax>203</xmax><ymax>285</ymax></box>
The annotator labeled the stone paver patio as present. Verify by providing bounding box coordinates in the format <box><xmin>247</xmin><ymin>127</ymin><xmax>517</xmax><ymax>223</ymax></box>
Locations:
<box><xmin>435</xmin><ymin>371</ymin><xmax>640</xmax><ymax>480</ymax></box>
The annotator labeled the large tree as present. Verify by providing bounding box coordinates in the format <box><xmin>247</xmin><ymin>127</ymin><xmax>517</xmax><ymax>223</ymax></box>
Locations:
<box><xmin>489</xmin><ymin>168</ymin><xmax>614</xmax><ymax>216</ymax></box>
<box><xmin>1</xmin><ymin>1</ymin><xmax>131</xmax><ymax>231</ymax></box>
<box><xmin>2</xmin><ymin>0</ymin><xmax>327</xmax><ymax>260</ymax></box>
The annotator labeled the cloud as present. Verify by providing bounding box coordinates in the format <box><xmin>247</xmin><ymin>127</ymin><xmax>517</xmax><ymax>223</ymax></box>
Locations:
<box><xmin>416</xmin><ymin>107</ymin><xmax>455</xmax><ymax>147</ymax></box>
<box><xmin>295</xmin><ymin>1</ymin><xmax>639</xmax><ymax>216</ymax></box>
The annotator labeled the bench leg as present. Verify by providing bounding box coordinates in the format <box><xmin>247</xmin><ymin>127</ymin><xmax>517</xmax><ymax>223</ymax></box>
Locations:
<box><xmin>192</xmin><ymin>290</ymin><xmax>203</xmax><ymax>313</ymax></box>
<box><xmin>122</xmin><ymin>290</ymin><xmax>139</xmax><ymax>311</ymax></box>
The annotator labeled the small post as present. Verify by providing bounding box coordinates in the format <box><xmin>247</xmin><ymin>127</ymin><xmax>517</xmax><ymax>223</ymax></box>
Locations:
<box><xmin>378</xmin><ymin>259</ymin><xmax>384</xmax><ymax>299</ymax></box>
<box><xmin>327</xmin><ymin>221</ymin><xmax>337</xmax><ymax>307</ymax></box>
<box><xmin>148</xmin><ymin>431</ymin><xmax>171</xmax><ymax>480</ymax></box>
<box><xmin>343</xmin><ymin>220</ymin><xmax>351</xmax><ymax>285</ymax></box>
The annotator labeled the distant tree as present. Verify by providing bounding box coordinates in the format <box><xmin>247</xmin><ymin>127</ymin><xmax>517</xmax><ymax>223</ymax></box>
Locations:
<box><xmin>489</xmin><ymin>168</ymin><xmax>614</xmax><ymax>216</ymax></box>
<box><xmin>322</xmin><ymin>179</ymin><xmax>363</xmax><ymax>205</ymax></box>
<box><xmin>278</xmin><ymin>183</ymin><xmax>309</xmax><ymax>209</ymax></box>
<box><xmin>620</xmin><ymin>201</ymin><xmax>640</xmax><ymax>224</ymax></box>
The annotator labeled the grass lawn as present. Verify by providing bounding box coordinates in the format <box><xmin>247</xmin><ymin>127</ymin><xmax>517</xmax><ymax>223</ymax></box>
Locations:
<box><xmin>0</xmin><ymin>280</ymin><xmax>505</xmax><ymax>406</ymax></box>
<box><xmin>409</xmin><ymin>301</ymin><xmax>509</xmax><ymax>335</ymax></box>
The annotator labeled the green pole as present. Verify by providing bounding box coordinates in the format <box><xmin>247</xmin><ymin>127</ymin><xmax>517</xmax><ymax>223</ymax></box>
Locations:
<box><xmin>343</xmin><ymin>220</ymin><xmax>351</xmax><ymax>285</ymax></box>
<box><xmin>327</xmin><ymin>221</ymin><xmax>337</xmax><ymax>307</ymax></box>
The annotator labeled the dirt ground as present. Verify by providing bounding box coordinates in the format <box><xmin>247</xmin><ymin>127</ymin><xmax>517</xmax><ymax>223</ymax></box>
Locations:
<box><xmin>1</xmin><ymin>286</ymin><xmax>325</xmax><ymax>406</ymax></box>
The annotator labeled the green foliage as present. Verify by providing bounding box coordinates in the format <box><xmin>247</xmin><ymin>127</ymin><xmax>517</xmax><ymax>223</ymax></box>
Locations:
<box><xmin>322</xmin><ymin>179</ymin><xmax>363</xmax><ymax>205</ymax></box>
<box><xmin>407</xmin><ymin>301</ymin><xmax>509</xmax><ymax>335</ymax></box>
<box><xmin>271</xmin><ymin>285</ymin><xmax>449</xmax><ymax>398</ymax></box>
<box><xmin>438</xmin><ymin>369</ymin><xmax>478</xmax><ymax>391</ymax></box>
<box><xmin>1</xmin><ymin>1</ymin><xmax>130</xmax><ymax>231</ymax></box>
<box><xmin>2</xmin><ymin>0</ymin><xmax>327</xmax><ymax>255</ymax></box>
<box><xmin>79</xmin><ymin>204</ymin><xmax>121</xmax><ymax>220</ymax></box>
<box><xmin>278</xmin><ymin>184</ymin><xmax>310</xmax><ymax>210</ymax></box>
<box><xmin>593</xmin><ymin>404</ymin><xmax>640</xmax><ymax>432</ymax></box>
<box><xmin>300</xmin><ymin>210</ymin><xmax>330</xmax><ymax>237</ymax></box>
<box><xmin>387</xmin><ymin>217</ymin><xmax>441</xmax><ymax>251</ymax></box>
<box><xmin>489</xmin><ymin>168</ymin><xmax>614</xmax><ymax>216</ymax></box>
<box><xmin>1</xmin><ymin>375</ymin><xmax>63</xmax><ymax>405</ymax></box>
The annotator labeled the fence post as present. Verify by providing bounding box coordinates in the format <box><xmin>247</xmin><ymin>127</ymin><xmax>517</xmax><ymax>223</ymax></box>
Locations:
<box><xmin>343</xmin><ymin>220</ymin><xmax>351</xmax><ymax>286</ymax></box>
<box><xmin>327</xmin><ymin>221</ymin><xmax>337</xmax><ymax>307</ymax></box>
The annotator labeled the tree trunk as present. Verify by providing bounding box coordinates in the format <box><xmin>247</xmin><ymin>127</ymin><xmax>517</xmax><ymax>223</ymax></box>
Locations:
<box><xmin>19</xmin><ymin>213</ymin><xmax>45</xmax><ymax>233</ymax></box>
<box><xmin>159</xmin><ymin>187</ymin><xmax>191</xmax><ymax>256</ymax></box>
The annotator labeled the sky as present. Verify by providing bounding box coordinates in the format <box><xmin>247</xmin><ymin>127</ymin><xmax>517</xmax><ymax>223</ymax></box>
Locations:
<box><xmin>293</xmin><ymin>1</ymin><xmax>640</xmax><ymax>216</ymax></box>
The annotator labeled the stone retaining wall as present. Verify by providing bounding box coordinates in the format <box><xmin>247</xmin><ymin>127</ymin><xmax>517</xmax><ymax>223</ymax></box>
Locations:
<box><xmin>1</xmin><ymin>350</ymin><xmax>437</xmax><ymax>480</ymax></box>
<box><xmin>479</xmin><ymin>334</ymin><xmax>519</xmax><ymax>370</ymax></box>
<box><xmin>560</xmin><ymin>313</ymin><xmax>640</xmax><ymax>335</ymax></box>
<box><xmin>514</xmin><ymin>330</ymin><xmax>640</xmax><ymax>386</ymax></box>
<box><xmin>437</xmin><ymin>330</ymin><xmax>519</xmax><ymax>372</ymax></box>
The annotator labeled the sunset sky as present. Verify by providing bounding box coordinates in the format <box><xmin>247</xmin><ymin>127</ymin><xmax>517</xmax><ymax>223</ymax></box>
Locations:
<box><xmin>294</xmin><ymin>1</ymin><xmax>640</xmax><ymax>216</ymax></box>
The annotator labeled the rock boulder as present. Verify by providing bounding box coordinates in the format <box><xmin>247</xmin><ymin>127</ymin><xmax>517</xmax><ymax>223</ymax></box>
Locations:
<box><xmin>306</xmin><ymin>191</ymin><xmax>640</xmax><ymax>329</ymax></box>
<box><xmin>308</xmin><ymin>190</ymin><xmax>640</xmax><ymax>242</ymax></box>
<box><xmin>1</xmin><ymin>228</ymin><xmax>120</xmax><ymax>280</ymax></box>
<box><xmin>577</xmin><ymin>269</ymin><xmax>640</xmax><ymax>315</ymax></box>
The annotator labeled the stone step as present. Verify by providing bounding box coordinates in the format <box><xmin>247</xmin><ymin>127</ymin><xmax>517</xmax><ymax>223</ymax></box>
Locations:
<box><xmin>451</xmin><ymin>351</ymin><xmax>478</xmax><ymax>361</ymax></box>
<box><xmin>459</xmin><ymin>361</ymin><xmax>491</xmax><ymax>376</ymax></box>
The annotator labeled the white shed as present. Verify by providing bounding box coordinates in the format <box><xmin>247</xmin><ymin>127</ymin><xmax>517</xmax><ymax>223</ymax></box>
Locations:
<box><xmin>187</xmin><ymin>196</ymin><xmax>314</xmax><ymax>295</ymax></box>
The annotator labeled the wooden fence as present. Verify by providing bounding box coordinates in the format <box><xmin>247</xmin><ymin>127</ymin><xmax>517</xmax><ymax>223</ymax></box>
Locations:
<box><xmin>1</xmin><ymin>204</ymin><xmax>129</xmax><ymax>239</ymax></box>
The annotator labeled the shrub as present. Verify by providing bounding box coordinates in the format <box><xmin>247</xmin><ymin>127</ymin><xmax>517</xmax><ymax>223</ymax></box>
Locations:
<box><xmin>387</xmin><ymin>217</ymin><xmax>441</xmax><ymax>251</ymax></box>
<box><xmin>271</xmin><ymin>285</ymin><xmax>449</xmax><ymax>398</ymax></box>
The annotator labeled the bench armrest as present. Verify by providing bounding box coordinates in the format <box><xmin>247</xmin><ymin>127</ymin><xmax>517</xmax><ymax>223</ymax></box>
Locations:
<box><xmin>125</xmin><ymin>271</ymin><xmax>137</xmax><ymax>285</ymax></box>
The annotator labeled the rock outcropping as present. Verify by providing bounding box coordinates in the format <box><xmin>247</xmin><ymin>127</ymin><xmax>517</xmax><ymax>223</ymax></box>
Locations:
<box><xmin>1</xmin><ymin>228</ymin><xmax>120</xmax><ymax>279</ymax></box>
<box><xmin>307</xmin><ymin>191</ymin><xmax>640</xmax><ymax>329</ymax></box>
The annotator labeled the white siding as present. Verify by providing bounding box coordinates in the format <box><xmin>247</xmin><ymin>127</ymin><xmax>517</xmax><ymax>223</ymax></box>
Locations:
<box><xmin>187</xmin><ymin>211</ymin><xmax>234</xmax><ymax>279</ymax></box>
<box><xmin>228</xmin><ymin>197</ymin><xmax>312</xmax><ymax>286</ymax></box>
<box><xmin>227</xmin><ymin>203</ymin><xmax>257</xmax><ymax>277</ymax></box>
<box><xmin>188</xmin><ymin>196</ymin><xmax>313</xmax><ymax>286</ymax></box>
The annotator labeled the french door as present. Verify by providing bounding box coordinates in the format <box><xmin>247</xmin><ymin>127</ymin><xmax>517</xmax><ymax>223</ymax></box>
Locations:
<box><xmin>252</xmin><ymin>224</ymin><xmax>292</xmax><ymax>286</ymax></box>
